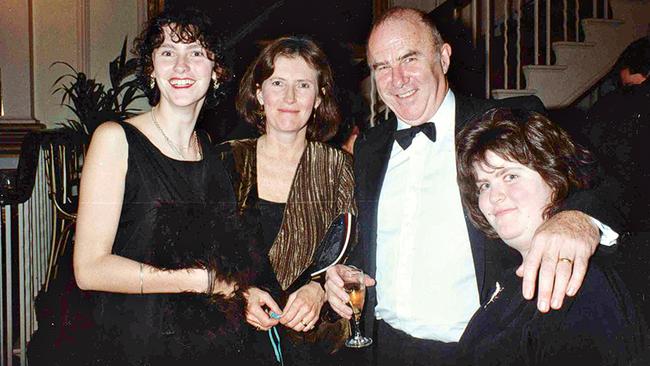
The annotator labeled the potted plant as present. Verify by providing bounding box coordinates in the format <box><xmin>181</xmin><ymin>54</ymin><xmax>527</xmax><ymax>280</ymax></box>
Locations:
<box><xmin>52</xmin><ymin>37</ymin><xmax>144</xmax><ymax>138</ymax></box>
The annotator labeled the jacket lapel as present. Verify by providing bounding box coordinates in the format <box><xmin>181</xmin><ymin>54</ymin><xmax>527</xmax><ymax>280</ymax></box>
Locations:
<box><xmin>455</xmin><ymin>94</ymin><xmax>492</xmax><ymax>300</ymax></box>
<box><xmin>353</xmin><ymin>115</ymin><xmax>397</xmax><ymax>279</ymax></box>
<box><xmin>359</xmin><ymin>117</ymin><xmax>397</xmax><ymax>203</ymax></box>
<box><xmin>455</xmin><ymin>93</ymin><xmax>494</xmax><ymax>134</ymax></box>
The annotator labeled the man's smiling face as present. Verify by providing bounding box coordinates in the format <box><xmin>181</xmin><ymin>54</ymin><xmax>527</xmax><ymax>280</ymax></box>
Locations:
<box><xmin>368</xmin><ymin>15</ymin><xmax>451</xmax><ymax>126</ymax></box>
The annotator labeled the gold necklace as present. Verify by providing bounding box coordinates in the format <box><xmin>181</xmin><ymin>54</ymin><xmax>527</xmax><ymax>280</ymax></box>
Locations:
<box><xmin>150</xmin><ymin>107</ymin><xmax>202</xmax><ymax>160</ymax></box>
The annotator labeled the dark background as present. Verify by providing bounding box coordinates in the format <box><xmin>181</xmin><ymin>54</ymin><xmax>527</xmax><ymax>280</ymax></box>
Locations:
<box><xmin>165</xmin><ymin>0</ymin><xmax>374</xmax><ymax>143</ymax></box>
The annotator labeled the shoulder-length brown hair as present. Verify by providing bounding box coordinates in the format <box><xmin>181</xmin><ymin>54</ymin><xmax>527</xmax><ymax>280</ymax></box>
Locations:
<box><xmin>236</xmin><ymin>36</ymin><xmax>340</xmax><ymax>142</ymax></box>
<box><xmin>456</xmin><ymin>108</ymin><xmax>594</xmax><ymax>238</ymax></box>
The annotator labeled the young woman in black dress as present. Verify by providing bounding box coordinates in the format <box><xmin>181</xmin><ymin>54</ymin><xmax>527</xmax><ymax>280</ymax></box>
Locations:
<box><xmin>73</xmin><ymin>8</ymin><xmax>271</xmax><ymax>365</ymax></box>
<box><xmin>456</xmin><ymin>108</ymin><xmax>648</xmax><ymax>365</ymax></box>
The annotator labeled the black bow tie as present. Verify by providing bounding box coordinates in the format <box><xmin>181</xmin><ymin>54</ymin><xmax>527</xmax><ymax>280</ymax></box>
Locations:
<box><xmin>394</xmin><ymin>122</ymin><xmax>437</xmax><ymax>150</ymax></box>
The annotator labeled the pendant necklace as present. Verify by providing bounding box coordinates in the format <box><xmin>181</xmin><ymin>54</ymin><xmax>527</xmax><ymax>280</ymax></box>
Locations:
<box><xmin>150</xmin><ymin>107</ymin><xmax>202</xmax><ymax>160</ymax></box>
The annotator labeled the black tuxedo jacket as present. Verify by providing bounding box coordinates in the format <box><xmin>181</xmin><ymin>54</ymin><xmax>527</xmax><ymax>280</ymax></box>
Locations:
<box><xmin>581</xmin><ymin>80</ymin><xmax>650</xmax><ymax>231</ymax></box>
<box><xmin>347</xmin><ymin>92</ymin><xmax>619</xmax><ymax>342</ymax></box>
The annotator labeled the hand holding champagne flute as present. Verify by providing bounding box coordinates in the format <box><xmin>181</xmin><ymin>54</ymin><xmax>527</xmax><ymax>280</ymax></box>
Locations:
<box><xmin>342</xmin><ymin>266</ymin><xmax>373</xmax><ymax>348</ymax></box>
<box><xmin>346</xmin><ymin>280</ymin><xmax>365</xmax><ymax>321</ymax></box>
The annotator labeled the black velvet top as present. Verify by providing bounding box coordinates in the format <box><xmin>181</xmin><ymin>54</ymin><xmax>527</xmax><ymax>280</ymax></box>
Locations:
<box><xmin>257</xmin><ymin>198</ymin><xmax>286</xmax><ymax>251</ymax></box>
<box><xmin>458</xmin><ymin>258</ymin><xmax>648</xmax><ymax>365</ymax></box>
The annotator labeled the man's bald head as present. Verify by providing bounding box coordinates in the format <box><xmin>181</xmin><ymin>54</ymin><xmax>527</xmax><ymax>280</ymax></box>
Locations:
<box><xmin>370</xmin><ymin>7</ymin><xmax>445</xmax><ymax>52</ymax></box>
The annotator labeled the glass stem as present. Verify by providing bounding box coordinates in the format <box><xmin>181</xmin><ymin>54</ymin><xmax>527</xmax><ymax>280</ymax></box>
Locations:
<box><xmin>351</xmin><ymin>317</ymin><xmax>362</xmax><ymax>339</ymax></box>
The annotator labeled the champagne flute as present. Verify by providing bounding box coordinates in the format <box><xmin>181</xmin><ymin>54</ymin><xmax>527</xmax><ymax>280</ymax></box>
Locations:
<box><xmin>343</xmin><ymin>266</ymin><xmax>373</xmax><ymax>348</ymax></box>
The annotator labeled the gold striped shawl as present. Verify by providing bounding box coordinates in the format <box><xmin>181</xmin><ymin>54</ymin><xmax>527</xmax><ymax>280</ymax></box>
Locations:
<box><xmin>224</xmin><ymin>138</ymin><xmax>356</xmax><ymax>290</ymax></box>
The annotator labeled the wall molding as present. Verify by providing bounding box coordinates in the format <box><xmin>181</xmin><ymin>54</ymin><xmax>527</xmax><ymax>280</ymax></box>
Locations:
<box><xmin>137</xmin><ymin>0</ymin><xmax>148</xmax><ymax>32</ymax></box>
<box><xmin>0</xmin><ymin>0</ymin><xmax>38</xmax><ymax>123</ymax></box>
<box><xmin>76</xmin><ymin>0</ymin><xmax>90</xmax><ymax>74</ymax></box>
<box><xmin>28</xmin><ymin>0</ymin><xmax>35</xmax><ymax>118</ymax></box>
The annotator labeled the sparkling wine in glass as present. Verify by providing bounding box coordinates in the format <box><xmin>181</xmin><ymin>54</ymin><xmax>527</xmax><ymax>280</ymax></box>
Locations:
<box><xmin>345</xmin><ymin>282</ymin><xmax>365</xmax><ymax>320</ymax></box>
<box><xmin>343</xmin><ymin>267</ymin><xmax>373</xmax><ymax>348</ymax></box>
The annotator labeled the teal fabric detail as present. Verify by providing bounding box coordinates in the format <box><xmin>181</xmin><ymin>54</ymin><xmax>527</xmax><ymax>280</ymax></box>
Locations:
<box><xmin>267</xmin><ymin>326</ymin><xmax>283</xmax><ymax>365</ymax></box>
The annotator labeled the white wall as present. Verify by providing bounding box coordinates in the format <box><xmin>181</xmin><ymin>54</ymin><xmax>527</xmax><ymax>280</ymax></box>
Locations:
<box><xmin>89</xmin><ymin>0</ymin><xmax>140</xmax><ymax>86</ymax></box>
<box><xmin>32</xmin><ymin>0</ymin><xmax>80</xmax><ymax>127</ymax></box>
<box><xmin>0</xmin><ymin>0</ymin><xmax>36</xmax><ymax>121</ymax></box>
<box><xmin>31</xmin><ymin>0</ymin><xmax>147</xmax><ymax>128</ymax></box>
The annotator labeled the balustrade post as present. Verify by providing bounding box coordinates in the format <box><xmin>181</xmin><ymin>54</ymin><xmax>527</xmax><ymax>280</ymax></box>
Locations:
<box><xmin>575</xmin><ymin>0</ymin><xmax>580</xmax><ymax>41</ymax></box>
<box><xmin>517</xmin><ymin>0</ymin><xmax>522</xmax><ymax>89</ymax></box>
<box><xmin>504</xmin><ymin>0</ymin><xmax>510</xmax><ymax>89</ymax></box>
<box><xmin>535</xmin><ymin>0</ymin><xmax>540</xmax><ymax>64</ymax></box>
<box><xmin>562</xmin><ymin>0</ymin><xmax>569</xmax><ymax>42</ymax></box>
<box><xmin>546</xmin><ymin>0</ymin><xmax>551</xmax><ymax>65</ymax></box>
<box><xmin>485</xmin><ymin>0</ymin><xmax>492</xmax><ymax>98</ymax></box>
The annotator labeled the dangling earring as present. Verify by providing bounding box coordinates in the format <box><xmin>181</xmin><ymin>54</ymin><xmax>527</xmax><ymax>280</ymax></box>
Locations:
<box><xmin>150</xmin><ymin>76</ymin><xmax>156</xmax><ymax>89</ymax></box>
<box><xmin>212</xmin><ymin>78</ymin><xmax>220</xmax><ymax>90</ymax></box>
<box><xmin>257</xmin><ymin>104</ymin><xmax>265</xmax><ymax>120</ymax></box>
<box><xmin>258</xmin><ymin>104</ymin><xmax>266</xmax><ymax>132</ymax></box>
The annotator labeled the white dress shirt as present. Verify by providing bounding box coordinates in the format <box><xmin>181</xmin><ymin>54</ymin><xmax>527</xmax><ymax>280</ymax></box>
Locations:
<box><xmin>375</xmin><ymin>90</ymin><xmax>479</xmax><ymax>342</ymax></box>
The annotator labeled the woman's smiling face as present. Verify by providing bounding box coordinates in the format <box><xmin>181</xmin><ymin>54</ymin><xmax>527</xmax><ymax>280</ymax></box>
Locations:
<box><xmin>256</xmin><ymin>55</ymin><xmax>321</xmax><ymax>137</ymax></box>
<box><xmin>475</xmin><ymin>151</ymin><xmax>554</xmax><ymax>253</ymax></box>
<box><xmin>151</xmin><ymin>25</ymin><xmax>216</xmax><ymax>109</ymax></box>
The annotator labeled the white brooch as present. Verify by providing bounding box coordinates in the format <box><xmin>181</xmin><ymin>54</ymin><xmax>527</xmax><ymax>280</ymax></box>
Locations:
<box><xmin>484</xmin><ymin>281</ymin><xmax>503</xmax><ymax>308</ymax></box>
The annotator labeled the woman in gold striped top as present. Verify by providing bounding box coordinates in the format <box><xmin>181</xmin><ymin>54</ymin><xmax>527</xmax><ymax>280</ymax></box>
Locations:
<box><xmin>219</xmin><ymin>36</ymin><xmax>355</xmax><ymax>364</ymax></box>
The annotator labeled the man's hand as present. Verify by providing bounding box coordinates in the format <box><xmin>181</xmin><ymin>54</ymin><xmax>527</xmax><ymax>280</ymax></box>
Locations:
<box><xmin>280</xmin><ymin>281</ymin><xmax>326</xmax><ymax>332</ymax></box>
<box><xmin>517</xmin><ymin>210</ymin><xmax>599</xmax><ymax>312</ymax></box>
<box><xmin>325</xmin><ymin>264</ymin><xmax>375</xmax><ymax>319</ymax></box>
<box><xmin>244</xmin><ymin>287</ymin><xmax>282</xmax><ymax>331</ymax></box>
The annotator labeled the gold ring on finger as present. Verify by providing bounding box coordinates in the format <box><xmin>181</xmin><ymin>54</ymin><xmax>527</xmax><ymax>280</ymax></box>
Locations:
<box><xmin>301</xmin><ymin>320</ymin><xmax>309</xmax><ymax>327</ymax></box>
<box><xmin>559</xmin><ymin>257</ymin><xmax>573</xmax><ymax>265</ymax></box>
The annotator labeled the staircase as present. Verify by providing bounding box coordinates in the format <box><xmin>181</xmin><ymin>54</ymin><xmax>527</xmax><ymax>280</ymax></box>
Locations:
<box><xmin>490</xmin><ymin>0</ymin><xmax>650</xmax><ymax>108</ymax></box>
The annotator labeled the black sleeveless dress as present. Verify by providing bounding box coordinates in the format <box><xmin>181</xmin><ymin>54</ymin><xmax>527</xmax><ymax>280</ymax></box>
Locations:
<box><xmin>84</xmin><ymin>122</ymin><xmax>273</xmax><ymax>365</ymax></box>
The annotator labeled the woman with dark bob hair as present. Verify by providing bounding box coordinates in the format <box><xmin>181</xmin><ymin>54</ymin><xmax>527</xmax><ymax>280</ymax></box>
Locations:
<box><xmin>219</xmin><ymin>36</ymin><xmax>355</xmax><ymax>364</ymax></box>
<box><xmin>134</xmin><ymin>8</ymin><xmax>229</xmax><ymax>108</ymax></box>
<box><xmin>455</xmin><ymin>108</ymin><xmax>647</xmax><ymax>365</ymax></box>
<box><xmin>73</xmin><ymin>8</ymin><xmax>270</xmax><ymax>365</ymax></box>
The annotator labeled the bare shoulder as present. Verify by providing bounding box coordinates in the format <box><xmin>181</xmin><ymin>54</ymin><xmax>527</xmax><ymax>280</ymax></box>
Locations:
<box><xmin>91</xmin><ymin>121</ymin><xmax>127</xmax><ymax>144</ymax></box>
<box><xmin>86</xmin><ymin>121</ymin><xmax>128</xmax><ymax>167</ymax></box>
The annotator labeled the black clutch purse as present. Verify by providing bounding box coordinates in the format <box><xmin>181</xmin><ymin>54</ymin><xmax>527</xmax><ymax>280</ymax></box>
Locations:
<box><xmin>284</xmin><ymin>212</ymin><xmax>356</xmax><ymax>354</ymax></box>
<box><xmin>286</xmin><ymin>212</ymin><xmax>355</xmax><ymax>293</ymax></box>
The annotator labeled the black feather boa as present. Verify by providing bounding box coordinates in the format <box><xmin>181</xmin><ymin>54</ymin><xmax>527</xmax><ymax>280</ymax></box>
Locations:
<box><xmin>146</xmin><ymin>200</ymin><xmax>263</xmax><ymax>362</ymax></box>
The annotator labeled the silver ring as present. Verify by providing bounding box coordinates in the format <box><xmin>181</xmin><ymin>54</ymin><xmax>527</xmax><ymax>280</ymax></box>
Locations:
<box><xmin>559</xmin><ymin>257</ymin><xmax>573</xmax><ymax>265</ymax></box>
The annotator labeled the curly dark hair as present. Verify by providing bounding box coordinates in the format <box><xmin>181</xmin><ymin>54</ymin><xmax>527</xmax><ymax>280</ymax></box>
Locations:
<box><xmin>456</xmin><ymin>108</ymin><xmax>594</xmax><ymax>238</ymax></box>
<box><xmin>133</xmin><ymin>7</ymin><xmax>230</xmax><ymax>108</ymax></box>
<box><xmin>236</xmin><ymin>36</ymin><xmax>340</xmax><ymax>142</ymax></box>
